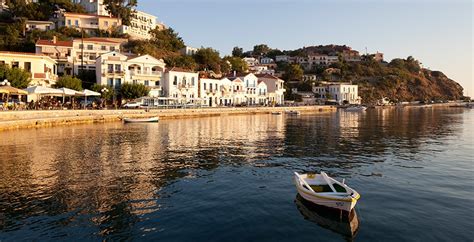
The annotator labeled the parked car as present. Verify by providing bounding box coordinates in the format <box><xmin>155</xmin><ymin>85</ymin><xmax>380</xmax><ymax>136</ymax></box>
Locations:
<box><xmin>123</xmin><ymin>102</ymin><xmax>141</xmax><ymax>109</ymax></box>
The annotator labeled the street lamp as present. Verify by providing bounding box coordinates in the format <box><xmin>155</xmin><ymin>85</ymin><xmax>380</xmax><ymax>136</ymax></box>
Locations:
<box><xmin>101</xmin><ymin>87</ymin><xmax>109</xmax><ymax>109</ymax></box>
<box><xmin>1</xmin><ymin>79</ymin><xmax>11</xmax><ymax>86</ymax></box>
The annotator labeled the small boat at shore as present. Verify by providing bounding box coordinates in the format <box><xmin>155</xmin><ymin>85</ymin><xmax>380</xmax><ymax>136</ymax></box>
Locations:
<box><xmin>294</xmin><ymin>172</ymin><xmax>360</xmax><ymax>212</ymax></box>
<box><xmin>285</xmin><ymin>110</ymin><xmax>301</xmax><ymax>115</ymax></box>
<box><xmin>123</xmin><ymin>117</ymin><xmax>159</xmax><ymax>123</ymax></box>
<box><xmin>271</xmin><ymin>111</ymin><xmax>282</xmax><ymax>115</ymax></box>
<box><xmin>345</xmin><ymin>106</ymin><xmax>367</xmax><ymax>112</ymax></box>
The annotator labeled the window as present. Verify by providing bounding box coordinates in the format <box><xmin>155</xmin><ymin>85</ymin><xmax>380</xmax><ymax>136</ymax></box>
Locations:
<box><xmin>115</xmin><ymin>64</ymin><xmax>121</xmax><ymax>72</ymax></box>
<box><xmin>74</xmin><ymin>20</ymin><xmax>79</xmax><ymax>27</ymax></box>
<box><xmin>204</xmin><ymin>83</ymin><xmax>206</xmax><ymax>90</ymax></box>
<box><xmin>133</xmin><ymin>80</ymin><xmax>137</xmax><ymax>84</ymax></box>
<box><xmin>173</xmin><ymin>76</ymin><xmax>177</xmax><ymax>85</ymax></box>
<box><xmin>87</xmin><ymin>45</ymin><xmax>93</xmax><ymax>50</ymax></box>
<box><xmin>79</xmin><ymin>44</ymin><xmax>84</xmax><ymax>49</ymax></box>
<box><xmin>144</xmin><ymin>80</ymin><xmax>149</xmax><ymax>86</ymax></box>
<box><xmin>89</xmin><ymin>54</ymin><xmax>96</xmax><ymax>60</ymax></box>
<box><xmin>11</xmin><ymin>62</ymin><xmax>19</xmax><ymax>68</ymax></box>
<box><xmin>115</xmin><ymin>78</ymin><xmax>122</xmax><ymax>87</ymax></box>
<box><xmin>101</xmin><ymin>46</ymin><xmax>106</xmax><ymax>50</ymax></box>
<box><xmin>191</xmin><ymin>77</ymin><xmax>195</xmax><ymax>86</ymax></box>
<box><xmin>155</xmin><ymin>81</ymin><xmax>160</xmax><ymax>86</ymax></box>
<box><xmin>67</xmin><ymin>20</ymin><xmax>71</xmax><ymax>26</ymax></box>
<box><xmin>24</xmin><ymin>62</ymin><xmax>31</xmax><ymax>72</ymax></box>
<box><xmin>110</xmin><ymin>46</ymin><xmax>115</xmax><ymax>51</ymax></box>
<box><xmin>108</xmin><ymin>78</ymin><xmax>113</xmax><ymax>86</ymax></box>
<box><xmin>107</xmin><ymin>64</ymin><xmax>113</xmax><ymax>73</ymax></box>
<box><xmin>105</xmin><ymin>21</ymin><xmax>109</xmax><ymax>26</ymax></box>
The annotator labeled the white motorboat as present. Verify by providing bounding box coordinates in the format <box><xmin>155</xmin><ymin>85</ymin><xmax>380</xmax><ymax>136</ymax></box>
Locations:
<box><xmin>294</xmin><ymin>172</ymin><xmax>360</xmax><ymax>212</ymax></box>
<box><xmin>271</xmin><ymin>111</ymin><xmax>282</xmax><ymax>115</ymax></box>
<box><xmin>345</xmin><ymin>106</ymin><xmax>367</xmax><ymax>112</ymax></box>
<box><xmin>123</xmin><ymin>117</ymin><xmax>159</xmax><ymax>123</ymax></box>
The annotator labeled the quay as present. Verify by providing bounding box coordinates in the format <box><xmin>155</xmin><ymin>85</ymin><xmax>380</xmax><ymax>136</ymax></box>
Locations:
<box><xmin>0</xmin><ymin>106</ymin><xmax>336</xmax><ymax>131</ymax></box>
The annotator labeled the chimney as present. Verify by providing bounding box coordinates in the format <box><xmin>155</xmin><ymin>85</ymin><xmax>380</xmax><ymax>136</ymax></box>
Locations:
<box><xmin>233</xmin><ymin>70</ymin><xmax>236</xmax><ymax>78</ymax></box>
<box><xmin>53</xmin><ymin>36</ymin><xmax>57</xmax><ymax>44</ymax></box>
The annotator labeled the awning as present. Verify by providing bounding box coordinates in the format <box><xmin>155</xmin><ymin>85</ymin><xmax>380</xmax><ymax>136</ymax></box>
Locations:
<box><xmin>24</xmin><ymin>86</ymin><xmax>63</xmax><ymax>96</ymax></box>
<box><xmin>0</xmin><ymin>85</ymin><xmax>28</xmax><ymax>95</ymax></box>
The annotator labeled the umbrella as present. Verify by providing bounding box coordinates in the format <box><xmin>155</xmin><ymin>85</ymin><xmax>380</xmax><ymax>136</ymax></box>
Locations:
<box><xmin>78</xmin><ymin>89</ymin><xmax>101</xmax><ymax>109</ymax></box>
<box><xmin>0</xmin><ymin>86</ymin><xmax>28</xmax><ymax>95</ymax></box>
<box><xmin>24</xmin><ymin>86</ymin><xmax>63</xmax><ymax>96</ymax></box>
<box><xmin>57</xmin><ymin>87</ymin><xmax>81</xmax><ymax>103</ymax></box>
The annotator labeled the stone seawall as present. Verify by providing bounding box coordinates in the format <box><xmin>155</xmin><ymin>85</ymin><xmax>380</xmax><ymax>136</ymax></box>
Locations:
<box><xmin>0</xmin><ymin>106</ymin><xmax>336</xmax><ymax>131</ymax></box>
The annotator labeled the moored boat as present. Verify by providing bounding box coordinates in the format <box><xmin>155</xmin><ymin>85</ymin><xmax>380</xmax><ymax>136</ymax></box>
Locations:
<box><xmin>123</xmin><ymin>117</ymin><xmax>159</xmax><ymax>123</ymax></box>
<box><xmin>271</xmin><ymin>111</ymin><xmax>282</xmax><ymax>115</ymax></box>
<box><xmin>345</xmin><ymin>106</ymin><xmax>367</xmax><ymax>112</ymax></box>
<box><xmin>294</xmin><ymin>172</ymin><xmax>360</xmax><ymax>212</ymax></box>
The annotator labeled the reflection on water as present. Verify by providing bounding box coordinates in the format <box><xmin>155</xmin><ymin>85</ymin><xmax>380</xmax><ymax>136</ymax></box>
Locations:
<box><xmin>0</xmin><ymin>108</ymin><xmax>473</xmax><ymax>241</ymax></box>
<box><xmin>295</xmin><ymin>194</ymin><xmax>359</xmax><ymax>239</ymax></box>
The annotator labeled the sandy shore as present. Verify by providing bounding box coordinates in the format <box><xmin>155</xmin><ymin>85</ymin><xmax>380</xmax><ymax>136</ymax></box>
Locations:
<box><xmin>0</xmin><ymin>106</ymin><xmax>336</xmax><ymax>131</ymax></box>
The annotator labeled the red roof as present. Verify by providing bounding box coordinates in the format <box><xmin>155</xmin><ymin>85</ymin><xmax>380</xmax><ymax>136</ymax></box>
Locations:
<box><xmin>64</xmin><ymin>12</ymin><xmax>119</xmax><ymax>19</ymax></box>
<box><xmin>255</xmin><ymin>73</ymin><xmax>279</xmax><ymax>79</ymax></box>
<box><xmin>36</xmin><ymin>39</ymin><xmax>73</xmax><ymax>47</ymax></box>
<box><xmin>166</xmin><ymin>67</ymin><xmax>195</xmax><ymax>73</ymax></box>
<box><xmin>77</xmin><ymin>38</ymin><xmax>126</xmax><ymax>44</ymax></box>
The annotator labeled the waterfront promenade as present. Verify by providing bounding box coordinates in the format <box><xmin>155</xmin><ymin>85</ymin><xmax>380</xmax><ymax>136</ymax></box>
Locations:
<box><xmin>0</xmin><ymin>106</ymin><xmax>336</xmax><ymax>131</ymax></box>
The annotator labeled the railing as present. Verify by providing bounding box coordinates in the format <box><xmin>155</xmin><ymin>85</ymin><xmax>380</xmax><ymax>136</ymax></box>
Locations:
<box><xmin>103</xmin><ymin>69</ymin><xmax>125</xmax><ymax>75</ymax></box>
<box><xmin>129</xmin><ymin>70</ymin><xmax>162</xmax><ymax>76</ymax></box>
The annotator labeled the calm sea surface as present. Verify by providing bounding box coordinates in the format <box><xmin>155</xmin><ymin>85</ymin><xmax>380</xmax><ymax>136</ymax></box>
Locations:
<box><xmin>0</xmin><ymin>108</ymin><xmax>473</xmax><ymax>241</ymax></box>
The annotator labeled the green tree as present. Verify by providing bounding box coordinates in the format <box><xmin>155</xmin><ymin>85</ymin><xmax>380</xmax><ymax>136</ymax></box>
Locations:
<box><xmin>149</xmin><ymin>27</ymin><xmax>185</xmax><ymax>52</ymax></box>
<box><xmin>119</xmin><ymin>83</ymin><xmax>150</xmax><ymax>100</ymax></box>
<box><xmin>253</xmin><ymin>44</ymin><xmax>271</xmax><ymax>56</ymax></box>
<box><xmin>283</xmin><ymin>64</ymin><xmax>304</xmax><ymax>82</ymax></box>
<box><xmin>194</xmin><ymin>47</ymin><xmax>222</xmax><ymax>73</ymax></box>
<box><xmin>0</xmin><ymin>65</ymin><xmax>31</xmax><ymax>88</ymax></box>
<box><xmin>91</xmin><ymin>84</ymin><xmax>115</xmax><ymax>100</ymax></box>
<box><xmin>103</xmin><ymin>0</ymin><xmax>138</xmax><ymax>25</ymax></box>
<box><xmin>232</xmin><ymin>46</ymin><xmax>243</xmax><ymax>57</ymax></box>
<box><xmin>267</xmin><ymin>49</ymin><xmax>284</xmax><ymax>59</ymax></box>
<box><xmin>223</xmin><ymin>56</ymin><xmax>248</xmax><ymax>73</ymax></box>
<box><xmin>54</xmin><ymin>75</ymin><xmax>83</xmax><ymax>91</ymax></box>
<box><xmin>164</xmin><ymin>55</ymin><xmax>197</xmax><ymax>70</ymax></box>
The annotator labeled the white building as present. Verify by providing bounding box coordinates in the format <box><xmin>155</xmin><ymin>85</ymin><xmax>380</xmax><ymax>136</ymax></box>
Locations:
<box><xmin>219</xmin><ymin>77</ymin><xmax>233</xmax><ymax>106</ymax></box>
<box><xmin>256</xmin><ymin>81</ymin><xmax>268</xmax><ymax>105</ymax></box>
<box><xmin>72</xmin><ymin>0</ymin><xmax>108</xmax><ymax>16</ymax></box>
<box><xmin>0</xmin><ymin>51</ymin><xmax>58</xmax><ymax>86</ymax></box>
<box><xmin>162</xmin><ymin>67</ymin><xmax>199</xmax><ymax>104</ymax></box>
<box><xmin>26</xmin><ymin>20</ymin><xmax>55</xmax><ymax>32</ymax></box>
<box><xmin>72</xmin><ymin>37</ymin><xmax>127</xmax><ymax>74</ymax></box>
<box><xmin>120</xmin><ymin>10</ymin><xmax>164</xmax><ymax>40</ymax></box>
<box><xmin>52</xmin><ymin>11</ymin><xmax>122</xmax><ymax>36</ymax></box>
<box><xmin>95</xmin><ymin>51</ymin><xmax>166</xmax><ymax>97</ymax></box>
<box><xmin>312</xmin><ymin>83</ymin><xmax>361</xmax><ymax>104</ymax></box>
<box><xmin>180</xmin><ymin>46</ymin><xmax>198</xmax><ymax>56</ymax></box>
<box><xmin>243</xmin><ymin>57</ymin><xmax>259</xmax><ymax>67</ymax></box>
<box><xmin>256</xmin><ymin>74</ymin><xmax>285</xmax><ymax>105</ymax></box>
<box><xmin>229</xmin><ymin>77</ymin><xmax>246</xmax><ymax>105</ymax></box>
<box><xmin>36</xmin><ymin>37</ymin><xmax>73</xmax><ymax>75</ymax></box>
<box><xmin>199</xmin><ymin>78</ymin><xmax>222</xmax><ymax>107</ymax></box>
<box><xmin>259</xmin><ymin>57</ymin><xmax>274</xmax><ymax>64</ymax></box>
<box><xmin>275</xmin><ymin>55</ymin><xmax>289</xmax><ymax>62</ymax></box>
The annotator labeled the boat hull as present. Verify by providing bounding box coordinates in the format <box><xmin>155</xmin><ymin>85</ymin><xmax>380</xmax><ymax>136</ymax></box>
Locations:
<box><xmin>123</xmin><ymin>117</ymin><xmax>159</xmax><ymax>123</ymax></box>
<box><xmin>294</xmin><ymin>177</ymin><xmax>358</xmax><ymax>212</ymax></box>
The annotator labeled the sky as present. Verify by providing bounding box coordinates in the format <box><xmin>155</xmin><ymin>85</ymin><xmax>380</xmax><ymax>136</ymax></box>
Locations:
<box><xmin>139</xmin><ymin>0</ymin><xmax>473</xmax><ymax>96</ymax></box>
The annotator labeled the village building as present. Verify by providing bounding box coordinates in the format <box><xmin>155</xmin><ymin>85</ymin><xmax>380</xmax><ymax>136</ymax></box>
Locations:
<box><xmin>256</xmin><ymin>74</ymin><xmax>286</xmax><ymax>105</ymax></box>
<box><xmin>0</xmin><ymin>51</ymin><xmax>58</xmax><ymax>86</ymax></box>
<box><xmin>256</xmin><ymin>81</ymin><xmax>268</xmax><ymax>105</ymax></box>
<box><xmin>35</xmin><ymin>37</ymin><xmax>73</xmax><ymax>75</ymax></box>
<box><xmin>180</xmin><ymin>46</ymin><xmax>198</xmax><ymax>56</ymax></box>
<box><xmin>95</xmin><ymin>51</ymin><xmax>166</xmax><ymax>97</ymax></box>
<box><xmin>228</xmin><ymin>77</ymin><xmax>246</xmax><ymax>105</ymax></box>
<box><xmin>72</xmin><ymin>37</ymin><xmax>127</xmax><ymax>74</ymax></box>
<box><xmin>120</xmin><ymin>10</ymin><xmax>165</xmax><ymax>40</ymax></box>
<box><xmin>243</xmin><ymin>57</ymin><xmax>259</xmax><ymax>67</ymax></box>
<box><xmin>25</xmin><ymin>20</ymin><xmax>55</xmax><ymax>32</ymax></box>
<box><xmin>52</xmin><ymin>11</ymin><xmax>122</xmax><ymax>36</ymax></box>
<box><xmin>199</xmin><ymin>78</ymin><xmax>222</xmax><ymax>107</ymax></box>
<box><xmin>162</xmin><ymin>67</ymin><xmax>199</xmax><ymax>104</ymax></box>
<box><xmin>275</xmin><ymin>55</ymin><xmax>289</xmax><ymax>62</ymax></box>
<box><xmin>312</xmin><ymin>83</ymin><xmax>361</xmax><ymax>104</ymax></box>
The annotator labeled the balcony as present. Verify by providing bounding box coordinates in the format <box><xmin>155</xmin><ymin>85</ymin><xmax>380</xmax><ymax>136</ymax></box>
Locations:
<box><xmin>129</xmin><ymin>70</ymin><xmax>162</xmax><ymax>78</ymax></box>
<box><xmin>103</xmin><ymin>69</ymin><xmax>125</xmax><ymax>76</ymax></box>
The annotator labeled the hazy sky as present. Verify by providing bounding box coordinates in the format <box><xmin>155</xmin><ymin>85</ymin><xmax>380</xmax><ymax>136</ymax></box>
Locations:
<box><xmin>139</xmin><ymin>0</ymin><xmax>473</xmax><ymax>96</ymax></box>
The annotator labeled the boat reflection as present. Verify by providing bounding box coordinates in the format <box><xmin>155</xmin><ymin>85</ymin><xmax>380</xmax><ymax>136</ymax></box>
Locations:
<box><xmin>295</xmin><ymin>194</ymin><xmax>359</xmax><ymax>239</ymax></box>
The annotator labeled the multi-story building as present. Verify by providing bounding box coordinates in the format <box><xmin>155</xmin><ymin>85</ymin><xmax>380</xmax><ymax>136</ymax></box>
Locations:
<box><xmin>243</xmin><ymin>57</ymin><xmax>259</xmax><ymax>67</ymax></box>
<box><xmin>26</xmin><ymin>20</ymin><xmax>55</xmax><ymax>32</ymax></box>
<box><xmin>231</xmin><ymin>73</ymin><xmax>259</xmax><ymax>105</ymax></box>
<box><xmin>180</xmin><ymin>46</ymin><xmax>198</xmax><ymax>56</ymax></box>
<box><xmin>162</xmin><ymin>67</ymin><xmax>199</xmax><ymax>104</ymax></box>
<box><xmin>312</xmin><ymin>83</ymin><xmax>361</xmax><ymax>104</ymax></box>
<box><xmin>95</xmin><ymin>51</ymin><xmax>166</xmax><ymax>96</ymax></box>
<box><xmin>36</xmin><ymin>37</ymin><xmax>73</xmax><ymax>75</ymax></box>
<box><xmin>120</xmin><ymin>10</ymin><xmax>164</xmax><ymax>40</ymax></box>
<box><xmin>259</xmin><ymin>57</ymin><xmax>274</xmax><ymax>64</ymax></box>
<box><xmin>199</xmin><ymin>78</ymin><xmax>222</xmax><ymax>107</ymax></box>
<box><xmin>342</xmin><ymin>49</ymin><xmax>361</xmax><ymax>62</ymax></box>
<box><xmin>0</xmin><ymin>51</ymin><xmax>58</xmax><ymax>86</ymax></box>
<box><xmin>256</xmin><ymin>74</ymin><xmax>285</xmax><ymax>105</ymax></box>
<box><xmin>229</xmin><ymin>77</ymin><xmax>246</xmax><ymax>105</ymax></box>
<box><xmin>72</xmin><ymin>37</ymin><xmax>127</xmax><ymax>74</ymax></box>
<box><xmin>256</xmin><ymin>81</ymin><xmax>268</xmax><ymax>105</ymax></box>
<box><xmin>275</xmin><ymin>55</ymin><xmax>289</xmax><ymax>62</ymax></box>
<box><xmin>219</xmin><ymin>77</ymin><xmax>233</xmax><ymax>106</ymax></box>
<box><xmin>52</xmin><ymin>11</ymin><xmax>121</xmax><ymax>36</ymax></box>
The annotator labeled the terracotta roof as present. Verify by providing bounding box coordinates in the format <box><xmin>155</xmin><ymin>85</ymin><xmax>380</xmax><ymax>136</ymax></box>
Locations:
<box><xmin>166</xmin><ymin>67</ymin><xmax>196</xmax><ymax>73</ymax></box>
<box><xmin>36</xmin><ymin>39</ymin><xmax>73</xmax><ymax>47</ymax></box>
<box><xmin>255</xmin><ymin>73</ymin><xmax>280</xmax><ymax>79</ymax></box>
<box><xmin>64</xmin><ymin>12</ymin><xmax>119</xmax><ymax>19</ymax></box>
<box><xmin>76</xmin><ymin>38</ymin><xmax>127</xmax><ymax>44</ymax></box>
<box><xmin>0</xmin><ymin>51</ymin><xmax>49</xmax><ymax>57</ymax></box>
